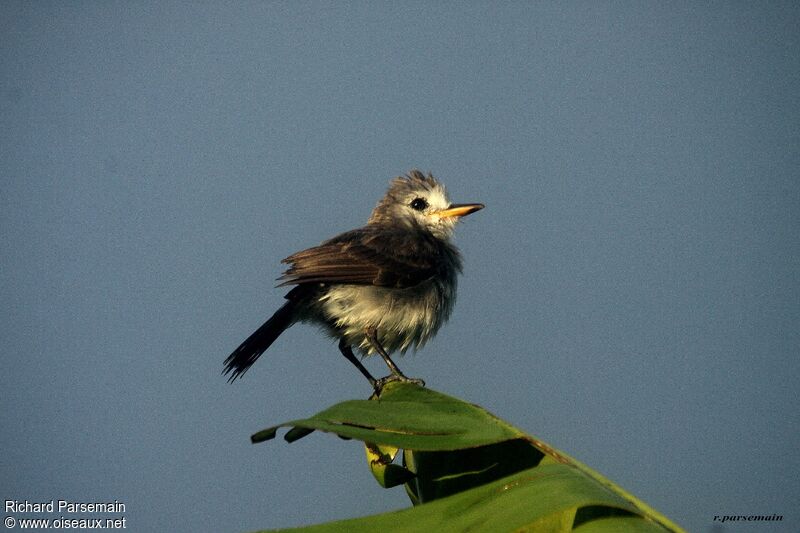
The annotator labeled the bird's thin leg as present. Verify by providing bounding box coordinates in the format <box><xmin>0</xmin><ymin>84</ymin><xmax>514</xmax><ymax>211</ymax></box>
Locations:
<box><xmin>338</xmin><ymin>339</ymin><xmax>378</xmax><ymax>389</ymax></box>
<box><xmin>364</xmin><ymin>327</ymin><xmax>403</xmax><ymax>376</ymax></box>
<box><xmin>364</xmin><ymin>327</ymin><xmax>425</xmax><ymax>387</ymax></box>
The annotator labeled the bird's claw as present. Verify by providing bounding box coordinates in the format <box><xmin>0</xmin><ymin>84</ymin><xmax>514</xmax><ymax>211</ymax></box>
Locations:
<box><xmin>372</xmin><ymin>374</ymin><xmax>426</xmax><ymax>395</ymax></box>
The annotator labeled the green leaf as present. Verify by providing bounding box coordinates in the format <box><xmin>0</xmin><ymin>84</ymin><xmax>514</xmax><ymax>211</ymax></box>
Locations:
<box><xmin>365</xmin><ymin>441</ymin><xmax>415</xmax><ymax>489</ymax></box>
<box><xmin>402</xmin><ymin>438</ymin><xmax>544</xmax><ymax>503</ymax></box>
<box><xmin>572</xmin><ymin>516</ymin><xmax>672</xmax><ymax>532</ymax></box>
<box><xmin>251</xmin><ymin>382</ymin><xmax>685</xmax><ymax>532</ymax></box>
<box><xmin>252</xmin><ymin>381</ymin><xmax>525</xmax><ymax>450</ymax></box>
<box><xmin>258</xmin><ymin>464</ymin><xmax>671</xmax><ymax>533</ymax></box>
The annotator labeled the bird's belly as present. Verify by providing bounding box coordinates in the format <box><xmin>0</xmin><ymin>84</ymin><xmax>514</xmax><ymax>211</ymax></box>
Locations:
<box><xmin>317</xmin><ymin>281</ymin><xmax>454</xmax><ymax>354</ymax></box>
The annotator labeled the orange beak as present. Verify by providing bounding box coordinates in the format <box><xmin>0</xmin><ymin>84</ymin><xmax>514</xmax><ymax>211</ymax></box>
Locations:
<box><xmin>436</xmin><ymin>203</ymin><xmax>485</xmax><ymax>219</ymax></box>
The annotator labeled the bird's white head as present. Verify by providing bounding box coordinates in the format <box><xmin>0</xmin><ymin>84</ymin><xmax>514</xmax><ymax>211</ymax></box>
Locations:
<box><xmin>368</xmin><ymin>170</ymin><xmax>484</xmax><ymax>240</ymax></box>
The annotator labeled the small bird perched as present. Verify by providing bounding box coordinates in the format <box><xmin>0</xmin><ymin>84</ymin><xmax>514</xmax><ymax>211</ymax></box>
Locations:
<box><xmin>223</xmin><ymin>170</ymin><xmax>483</xmax><ymax>390</ymax></box>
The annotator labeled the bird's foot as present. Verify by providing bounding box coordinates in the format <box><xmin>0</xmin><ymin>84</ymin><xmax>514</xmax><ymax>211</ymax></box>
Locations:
<box><xmin>371</xmin><ymin>374</ymin><xmax>426</xmax><ymax>395</ymax></box>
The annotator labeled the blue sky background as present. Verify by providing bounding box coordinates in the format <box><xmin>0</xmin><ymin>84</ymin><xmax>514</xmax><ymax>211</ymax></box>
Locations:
<box><xmin>2</xmin><ymin>2</ymin><xmax>798</xmax><ymax>532</ymax></box>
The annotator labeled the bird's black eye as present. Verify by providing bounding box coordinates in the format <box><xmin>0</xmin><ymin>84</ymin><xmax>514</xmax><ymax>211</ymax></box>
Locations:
<box><xmin>410</xmin><ymin>197</ymin><xmax>428</xmax><ymax>211</ymax></box>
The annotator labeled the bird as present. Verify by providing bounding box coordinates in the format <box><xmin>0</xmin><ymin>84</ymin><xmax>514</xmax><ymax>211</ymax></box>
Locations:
<box><xmin>223</xmin><ymin>170</ymin><xmax>484</xmax><ymax>391</ymax></box>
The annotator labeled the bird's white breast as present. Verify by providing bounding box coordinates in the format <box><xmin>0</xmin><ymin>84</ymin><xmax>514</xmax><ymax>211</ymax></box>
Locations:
<box><xmin>316</xmin><ymin>277</ymin><xmax>456</xmax><ymax>355</ymax></box>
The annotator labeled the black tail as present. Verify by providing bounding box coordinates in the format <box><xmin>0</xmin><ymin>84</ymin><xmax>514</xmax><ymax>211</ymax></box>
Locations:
<box><xmin>224</xmin><ymin>300</ymin><xmax>296</xmax><ymax>382</ymax></box>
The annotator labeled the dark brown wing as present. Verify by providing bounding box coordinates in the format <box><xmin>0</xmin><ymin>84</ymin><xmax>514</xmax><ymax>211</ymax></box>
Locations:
<box><xmin>278</xmin><ymin>227</ymin><xmax>451</xmax><ymax>289</ymax></box>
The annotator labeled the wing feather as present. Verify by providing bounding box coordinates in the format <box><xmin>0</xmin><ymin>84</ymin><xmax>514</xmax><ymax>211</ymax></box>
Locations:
<box><xmin>278</xmin><ymin>227</ymin><xmax>446</xmax><ymax>289</ymax></box>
